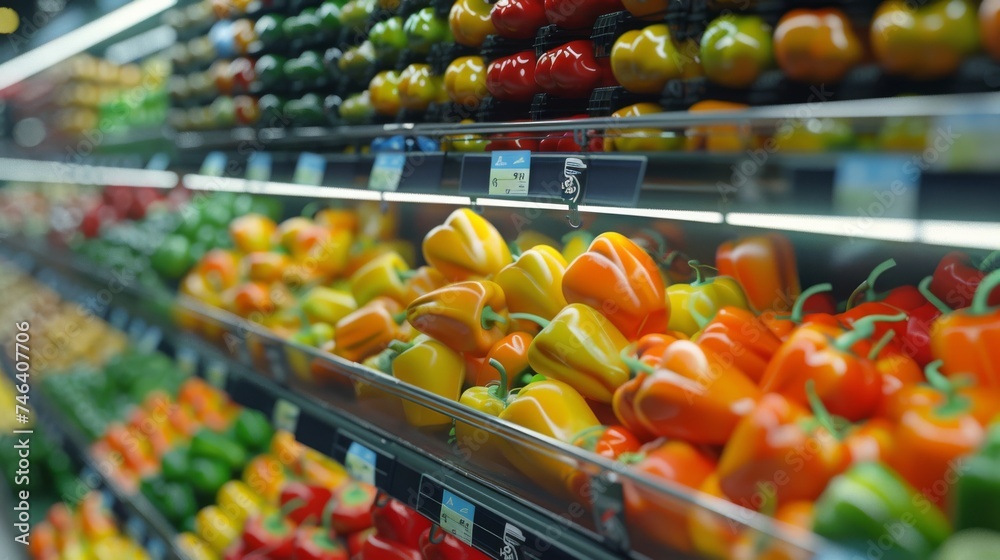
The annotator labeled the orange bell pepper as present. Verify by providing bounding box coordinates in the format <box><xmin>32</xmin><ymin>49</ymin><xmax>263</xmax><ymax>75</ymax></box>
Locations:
<box><xmin>716</xmin><ymin>390</ymin><xmax>850</xmax><ymax>508</ymax></box>
<box><xmin>622</xmin><ymin>440</ymin><xmax>717</xmax><ymax>554</ymax></box>
<box><xmin>761</xmin><ymin>283</ymin><xmax>839</xmax><ymax>341</ymax></box>
<box><xmin>562</xmin><ymin>231</ymin><xmax>668</xmax><ymax>340</ymax></box>
<box><xmin>887</xmin><ymin>360</ymin><xmax>1000</xmax><ymax>506</ymax></box>
<box><xmin>759</xmin><ymin>313</ymin><xmax>905</xmax><ymax>421</ymax></box>
<box><xmin>465</xmin><ymin>331</ymin><xmax>532</xmax><ymax>388</ymax></box>
<box><xmin>406</xmin><ymin>280</ymin><xmax>509</xmax><ymax>355</ymax></box>
<box><xmin>716</xmin><ymin>234</ymin><xmax>801</xmax><ymax>313</ymax></box>
<box><xmin>198</xmin><ymin>249</ymin><xmax>242</xmax><ymax>291</ymax></box>
<box><xmin>333</xmin><ymin>296</ymin><xmax>405</xmax><ymax>363</ymax></box>
<box><xmin>401</xmin><ymin>266</ymin><xmax>448</xmax><ymax>305</ymax></box>
<box><xmin>422</xmin><ymin>208</ymin><xmax>512</xmax><ymax>281</ymax></box>
<box><xmin>695</xmin><ymin>305</ymin><xmax>782</xmax><ymax>384</ymax></box>
<box><xmin>620</xmin><ymin>339</ymin><xmax>760</xmax><ymax>444</ymax></box>
<box><xmin>931</xmin><ymin>268</ymin><xmax>1000</xmax><ymax>387</ymax></box>
<box><xmin>844</xmin><ymin>417</ymin><xmax>894</xmax><ymax>464</ymax></box>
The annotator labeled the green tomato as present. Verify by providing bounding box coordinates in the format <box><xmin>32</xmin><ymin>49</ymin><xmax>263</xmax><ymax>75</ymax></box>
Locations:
<box><xmin>369</xmin><ymin>17</ymin><xmax>407</xmax><ymax>65</ymax></box>
<box><xmin>150</xmin><ymin>234</ymin><xmax>192</xmax><ymax>279</ymax></box>
<box><xmin>700</xmin><ymin>14</ymin><xmax>773</xmax><ymax>89</ymax></box>
<box><xmin>404</xmin><ymin>8</ymin><xmax>451</xmax><ymax>55</ymax></box>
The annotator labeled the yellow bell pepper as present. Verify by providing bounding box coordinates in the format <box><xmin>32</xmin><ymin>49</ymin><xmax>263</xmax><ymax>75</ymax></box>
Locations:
<box><xmin>216</xmin><ymin>480</ymin><xmax>264</xmax><ymax>527</ymax></box>
<box><xmin>349</xmin><ymin>251</ymin><xmax>411</xmax><ymax>306</ymax></box>
<box><xmin>390</xmin><ymin>337</ymin><xmax>466</xmax><ymax>427</ymax></box>
<box><xmin>561</xmin><ymin>230</ymin><xmax>594</xmax><ymax>263</ymax></box>
<box><xmin>402</xmin><ymin>266</ymin><xmax>448</xmax><ymax>305</ymax></box>
<box><xmin>513</xmin><ymin>230</ymin><xmax>561</xmax><ymax>253</ymax></box>
<box><xmin>444</xmin><ymin>56</ymin><xmax>488</xmax><ymax>105</ymax></box>
<box><xmin>494</xmin><ymin>245</ymin><xmax>568</xmax><ymax>333</ymax></box>
<box><xmin>498</xmin><ymin>379</ymin><xmax>600</xmax><ymax>496</ymax></box>
<box><xmin>523</xmin><ymin>303</ymin><xmax>631</xmax><ymax>403</ymax></box>
<box><xmin>406</xmin><ymin>280</ymin><xmax>509</xmax><ymax>355</ymax></box>
<box><xmin>455</xmin><ymin>358</ymin><xmax>509</xmax><ymax>456</ymax></box>
<box><xmin>91</xmin><ymin>536</ymin><xmax>136</xmax><ymax>560</ymax></box>
<box><xmin>422</xmin><ymin>208</ymin><xmax>512</xmax><ymax>281</ymax></box>
<box><xmin>667</xmin><ymin>260</ymin><xmax>749</xmax><ymax>336</ymax></box>
<box><xmin>301</xmin><ymin>286</ymin><xmax>358</xmax><ymax>325</ymax></box>
<box><xmin>194</xmin><ymin>506</ymin><xmax>240</xmax><ymax>554</ymax></box>
<box><xmin>449</xmin><ymin>0</ymin><xmax>495</xmax><ymax>47</ymax></box>
<box><xmin>611</xmin><ymin>24</ymin><xmax>691</xmax><ymax>94</ymax></box>
<box><xmin>175</xmin><ymin>533</ymin><xmax>218</xmax><ymax>560</ymax></box>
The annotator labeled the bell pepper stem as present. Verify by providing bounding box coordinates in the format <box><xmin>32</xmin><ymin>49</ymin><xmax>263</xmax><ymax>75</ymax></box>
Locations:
<box><xmin>429</xmin><ymin>524</ymin><xmax>447</xmax><ymax>544</ymax></box>
<box><xmin>480</xmin><ymin>306</ymin><xmax>508</xmax><ymax>330</ymax></box>
<box><xmin>488</xmin><ymin>358</ymin><xmax>508</xmax><ymax>400</ymax></box>
<box><xmin>641</xmin><ymin>227</ymin><xmax>667</xmax><ymax>255</ymax></box>
<box><xmin>687</xmin><ymin>297</ymin><xmax>712</xmax><ymax>331</ymax></box>
<box><xmin>833</xmin><ymin>313</ymin><xmax>907</xmax><ymax>352</ymax></box>
<box><xmin>617</xmin><ymin>452</ymin><xmax>644</xmax><ymax>466</ymax></box>
<box><xmin>619</xmin><ymin>345</ymin><xmax>654</xmax><ymax>377</ymax></box>
<box><xmin>662</xmin><ymin>250</ymin><xmax>681</xmax><ymax>268</ymax></box>
<box><xmin>924</xmin><ymin>360</ymin><xmax>952</xmax><ymax>394</ymax></box>
<box><xmin>805</xmin><ymin>379</ymin><xmax>842</xmax><ymax>441</ymax></box>
<box><xmin>791</xmin><ymin>283</ymin><xmax>833</xmax><ymax>323</ymax></box>
<box><xmin>687</xmin><ymin>260</ymin><xmax>715</xmax><ymax>286</ymax></box>
<box><xmin>918</xmin><ymin>276</ymin><xmax>952</xmax><ymax>314</ymax></box>
<box><xmin>867</xmin><ymin>330</ymin><xmax>896</xmax><ymax>361</ymax></box>
<box><xmin>392</xmin><ymin>311</ymin><xmax>407</xmax><ymax>325</ymax></box>
<box><xmin>847</xmin><ymin>258</ymin><xmax>897</xmax><ymax>309</ymax></box>
<box><xmin>320</xmin><ymin>494</ymin><xmax>338</xmax><ymax>534</ymax></box>
<box><xmin>396</xmin><ymin>269</ymin><xmax>417</xmax><ymax>282</ymax></box>
<box><xmin>508</xmin><ymin>241</ymin><xmax>522</xmax><ymax>260</ymax></box>
<box><xmin>508</xmin><ymin>312</ymin><xmax>550</xmax><ymax>329</ymax></box>
<box><xmin>970</xmin><ymin>268</ymin><xmax>1000</xmax><ymax>315</ymax></box>
<box><xmin>979</xmin><ymin>250</ymin><xmax>1000</xmax><ymax>270</ymax></box>
<box><xmin>300</xmin><ymin>201</ymin><xmax>324</xmax><ymax>218</ymax></box>
<box><xmin>388</xmin><ymin>339</ymin><xmax>414</xmax><ymax>354</ymax></box>
<box><xmin>925</xmin><ymin>359</ymin><xmax>972</xmax><ymax>416</ymax></box>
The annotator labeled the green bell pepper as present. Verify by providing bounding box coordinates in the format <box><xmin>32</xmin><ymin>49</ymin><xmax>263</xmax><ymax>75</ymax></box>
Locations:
<box><xmin>951</xmin><ymin>424</ymin><xmax>1000</xmax><ymax>532</ymax></box>
<box><xmin>189</xmin><ymin>457</ymin><xmax>232</xmax><ymax>503</ymax></box>
<box><xmin>161</xmin><ymin>446</ymin><xmax>191</xmax><ymax>483</ymax></box>
<box><xmin>233</xmin><ymin>409</ymin><xmax>274</xmax><ymax>455</ymax></box>
<box><xmin>815</xmin><ymin>462</ymin><xmax>952</xmax><ymax>560</ymax></box>
<box><xmin>190</xmin><ymin>429</ymin><xmax>247</xmax><ymax>473</ymax></box>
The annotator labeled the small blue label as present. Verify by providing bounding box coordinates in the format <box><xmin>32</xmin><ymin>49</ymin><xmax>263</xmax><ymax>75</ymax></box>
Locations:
<box><xmin>293</xmin><ymin>152</ymin><xmax>327</xmax><ymax>186</ymax></box>
<box><xmin>440</xmin><ymin>489</ymin><xmax>476</xmax><ymax>545</ymax></box>
<box><xmin>489</xmin><ymin>150</ymin><xmax>530</xmax><ymax>196</ymax></box>
<box><xmin>369</xmin><ymin>153</ymin><xmax>407</xmax><ymax>192</ymax></box>
<box><xmin>145</xmin><ymin>153</ymin><xmax>170</xmax><ymax>171</ymax></box>
<box><xmin>200</xmin><ymin>151</ymin><xmax>227</xmax><ymax>177</ymax></box>
<box><xmin>833</xmin><ymin>154</ymin><xmax>919</xmax><ymax>220</ymax></box>
<box><xmin>247</xmin><ymin>152</ymin><xmax>273</xmax><ymax>182</ymax></box>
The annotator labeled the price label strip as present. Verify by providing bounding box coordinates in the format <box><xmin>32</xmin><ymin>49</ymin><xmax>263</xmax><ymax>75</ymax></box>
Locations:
<box><xmin>369</xmin><ymin>152</ymin><xmax>407</xmax><ymax>192</ymax></box>
<box><xmin>176</xmin><ymin>347</ymin><xmax>199</xmax><ymax>377</ymax></box>
<box><xmin>200</xmin><ymin>151</ymin><xmax>227</xmax><ymax>177</ymax></box>
<box><xmin>440</xmin><ymin>489</ymin><xmax>476</xmax><ymax>545</ymax></box>
<box><xmin>272</xmin><ymin>398</ymin><xmax>300</xmax><ymax>434</ymax></box>
<box><xmin>488</xmin><ymin>151</ymin><xmax>530</xmax><ymax>196</ymax></box>
<box><xmin>833</xmin><ymin>154</ymin><xmax>920</xmax><ymax>220</ymax></box>
<box><xmin>264</xmin><ymin>343</ymin><xmax>291</xmax><ymax>383</ymax></box>
<box><xmin>344</xmin><ymin>441</ymin><xmax>378</xmax><ymax>485</ymax></box>
<box><xmin>246</xmin><ymin>151</ymin><xmax>273</xmax><ymax>182</ymax></box>
<box><xmin>293</xmin><ymin>152</ymin><xmax>327</xmax><ymax>186</ymax></box>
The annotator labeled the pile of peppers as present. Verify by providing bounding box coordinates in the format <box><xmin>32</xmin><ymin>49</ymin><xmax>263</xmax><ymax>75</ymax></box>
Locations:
<box><xmin>336</xmin><ymin>208</ymin><xmax>1000</xmax><ymax>559</ymax></box>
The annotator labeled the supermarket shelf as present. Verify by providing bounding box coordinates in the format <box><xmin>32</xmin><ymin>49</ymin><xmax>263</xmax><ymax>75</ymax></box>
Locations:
<box><xmin>0</xmin><ymin>238</ymin><xmax>847</xmax><ymax>560</ymax></box>
<box><xmin>0</xmin><ymin>158</ymin><xmax>178</xmax><ymax>189</ymax></box>
<box><xmin>0</xmin><ymin>353</ymin><xmax>183</xmax><ymax>560</ymax></box>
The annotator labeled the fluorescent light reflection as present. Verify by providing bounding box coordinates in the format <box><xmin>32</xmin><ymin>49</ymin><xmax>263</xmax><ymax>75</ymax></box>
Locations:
<box><xmin>579</xmin><ymin>205</ymin><xmax>724</xmax><ymax>224</ymax></box>
<box><xmin>920</xmin><ymin>220</ymin><xmax>1000</xmax><ymax>250</ymax></box>
<box><xmin>0</xmin><ymin>0</ymin><xmax>177</xmax><ymax>91</ymax></box>
<box><xmin>183</xmin><ymin>175</ymin><xmax>383</xmax><ymax>201</ymax></box>
<box><xmin>726</xmin><ymin>213</ymin><xmax>919</xmax><ymax>242</ymax></box>
<box><xmin>0</xmin><ymin>158</ymin><xmax>176</xmax><ymax>188</ymax></box>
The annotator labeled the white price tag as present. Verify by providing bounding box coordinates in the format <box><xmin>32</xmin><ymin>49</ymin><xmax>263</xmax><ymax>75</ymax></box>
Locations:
<box><xmin>344</xmin><ymin>442</ymin><xmax>377</xmax><ymax>485</ymax></box>
<box><xmin>440</xmin><ymin>489</ymin><xmax>475</xmax><ymax>545</ymax></box>
<box><xmin>293</xmin><ymin>152</ymin><xmax>327</xmax><ymax>186</ymax></box>
<box><xmin>489</xmin><ymin>150</ymin><xmax>530</xmax><ymax>196</ymax></box>
<box><xmin>369</xmin><ymin>153</ymin><xmax>407</xmax><ymax>192</ymax></box>
<box><xmin>272</xmin><ymin>399</ymin><xmax>300</xmax><ymax>434</ymax></box>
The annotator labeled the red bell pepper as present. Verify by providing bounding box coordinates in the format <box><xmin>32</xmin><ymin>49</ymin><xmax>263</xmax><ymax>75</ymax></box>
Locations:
<box><xmin>534</xmin><ymin>40</ymin><xmax>616</xmax><ymax>98</ymax></box>
<box><xmin>331</xmin><ymin>481</ymin><xmax>378</xmax><ymax>534</ymax></box>
<box><xmin>492</xmin><ymin>0</ymin><xmax>548</xmax><ymax>39</ymax></box>
<box><xmin>292</xmin><ymin>498</ymin><xmax>349</xmax><ymax>560</ymax></box>
<box><xmin>372</xmin><ymin>495</ymin><xmax>431</xmax><ymax>549</ymax></box>
<box><xmin>360</xmin><ymin>533</ymin><xmax>422</xmax><ymax>560</ymax></box>
<box><xmin>484</xmin><ymin>132</ymin><xmax>540</xmax><ymax>152</ymax></box>
<box><xmin>419</xmin><ymin>525</ymin><xmax>491</xmax><ymax>560</ymax></box>
<box><xmin>486</xmin><ymin>51</ymin><xmax>539</xmax><ymax>102</ymax></box>
<box><xmin>544</xmin><ymin>0</ymin><xmax>623</xmax><ymax>29</ymax></box>
<box><xmin>242</xmin><ymin>498</ymin><xmax>303</xmax><ymax>557</ymax></box>
<box><xmin>348</xmin><ymin>527</ymin><xmax>376</xmax><ymax>557</ymax></box>
<box><xmin>280</xmin><ymin>481</ymin><xmax>334</xmax><ymax>526</ymax></box>
<box><xmin>762</xmin><ymin>283</ymin><xmax>841</xmax><ymax>341</ymax></box>
<box><xmin>895</xmin><ymin>277</ymin><xmax>952</xmax><ymax>367</ymax></box>
<box><xmin>539</xmin><ymin>131</ymin><xmax>585</xmax><ymax>152</ymax></box>
<box><xmin>571</xmin><ymin>424</ymin><xmax>641</xmax><ymax>460</ymax></box>
<box><xmin>929</xmin><ymin>251</ymin><xmax>1000</xmax><ymax>309</ymax></box>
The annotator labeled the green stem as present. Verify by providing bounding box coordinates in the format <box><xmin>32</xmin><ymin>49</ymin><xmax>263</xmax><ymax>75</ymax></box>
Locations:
<box><xmin>508</xmin><ymin>241</ymin><xmax>522</xmax><ymax>260</ymax></box>
<box><xmin>917</xmin><ymin>276</ymin><xmax>951</xmax><ymax>314</ymax></box>
<box><xmin>805</xmin><ymin>379</ymin><xmax>842</xmax><ymax>441</ymax></box>
<box><xmin>391</xmin><ymin>311</ymin><xmax>407</xmax><ymax>325</ymax></box>
<box><xmin>847</xmin><ymin>258</ymin><xmax>897</xmax><ymax>309</ymax></box>
<box><xmin>687</xmin><ymin>260</ymin><xmax>715</xmax><ymax>286</ymax></box>
<box><xmin>970</xmin><ymin>268</ymin><xmax>1000</xmax><ymax>315</ymax></box>
<box><xmin>867</xmin><ymin>330</ymin><xmax>896</xmax><ymax>361</ymax></box>
<box><xmin>320</xmin><ymin>495</ymin><xmax>338</xmax><ymax>533</ymax></box>
<box><xmin>641</xmin><ymin>228</ymin><xmax>667</xmax><ymax>255</ymax></box>
<box><xmin>662</xmin><ymin>250</ymin><xmax>682</xmax><ymax>268</ymax></box>
<box><xmin>396</xmin><ymin>269</ymin><xmax>417</xmax><ymax>283</ymax></box>
<box><xmin>616</xmin><ymin>452</ymin><xmax>644</xmax><ymax>466</ymax></box>
<box><xmin>791</xmin><ymin>283</ymin><xmax>833</xmax><ymax>324</ymax></box>
<box><xmin>571</xmin><ymin>425</ymin><xmax>606</xmax><ymax>451</ymax></box>
<box><xmin>488</xmin><ymin>358</ymin><xmax>508</xmax><ymax>399</ymax></box>
<box><xmin>388</xmin><ymin>339</ymin><xmax>414</xmax><ymax>354</ymax></box>
<box><xmin>300</xmin><ymin>201</ymin><xmax>324</xmax><ymax>218</ymax></box>
<box><xmin>269</xmin><ymin>497</ymin><xmax>307</xmax><ymax>529</ymax></box>
<box><xmin>481</xmin><ymin>306</ymin><xmax>509</xmax><ymax>330</ymax></box>
<box><xmin>979</xmin><ymin>250</ymin><xmax>1000</xmax><ymax>270</ymax></box>
<box><xmin>509</xmin><ymin>312</ymin><xmax>550</xmax><ymax>329</ymax></box>
<box><xmin>687</xmin><ymin>297</ymin><xmax>712</xmax><ymax>331</ymax></box>
<box><xmin>924</xmin><ymin>360</ymin><xmax>952</xmax><ymax>393</ymax></box>
<box><xmin>833</xmin><ymin>313</ymin><xmax>907</xmax><ymax>352</ymax></box>
<box><xmin>924</xmin><ymin>359</ymin><xmax>971</xmax><ymax>417</ymax></box>
<box><xmin>619</xmin><ymin>345</ymin><xmax>654</xmax><ymax>377</ymax></box>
